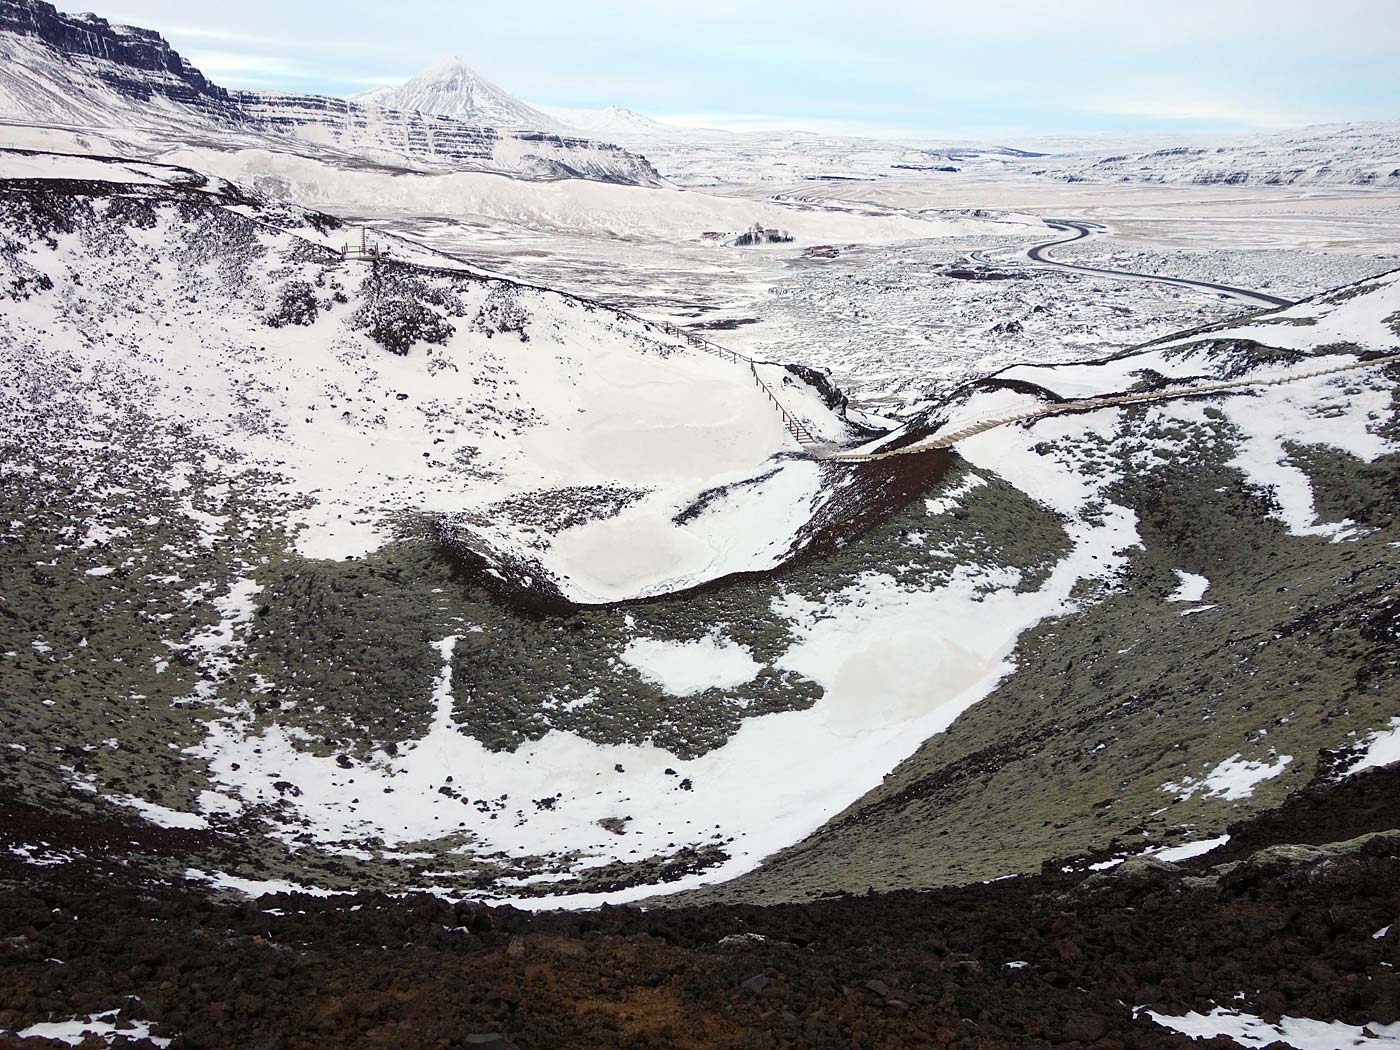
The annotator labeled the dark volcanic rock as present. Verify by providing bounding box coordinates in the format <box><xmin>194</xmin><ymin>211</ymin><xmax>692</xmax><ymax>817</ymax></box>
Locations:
<box><xmin>2</xmin><ymin>766</ymin><xmax>1399</xmax><ymax>1048</ymax></box>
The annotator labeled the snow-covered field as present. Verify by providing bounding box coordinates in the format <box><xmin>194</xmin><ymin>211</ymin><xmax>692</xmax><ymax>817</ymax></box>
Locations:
<box><xmin>274</xmin><ymin>174</ymin><xmax>1400</xmax><ymax>411</ymax></box>
<box><xmin>159</xmin><ymin>144</ymin><xmax>1008</xmax><ymax>247</ymax></box>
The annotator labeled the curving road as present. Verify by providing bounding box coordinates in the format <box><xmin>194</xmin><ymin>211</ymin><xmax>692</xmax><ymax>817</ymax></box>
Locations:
<box><xmin>1017</xmin><ymin>220</ymin><xmax>1295</xmax><ymax>309</ymax></box>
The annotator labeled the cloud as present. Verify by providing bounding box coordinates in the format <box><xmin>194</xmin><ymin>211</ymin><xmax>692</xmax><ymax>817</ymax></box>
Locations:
<box><xmin>162</xmin><ymin>25</ymin><xmax>289</xmax><ymax>47</ymax></box>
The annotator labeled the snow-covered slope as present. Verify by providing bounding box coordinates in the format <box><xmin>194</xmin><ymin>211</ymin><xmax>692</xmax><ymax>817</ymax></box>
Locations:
<box><xmin>0</xmin><ymin>0</ymin><xmax>235</xmax><ymax>119</ymax></box>
<box><xmin>0</xmin><ymin>148</ymin><xmax>849</xmax><ymax>604</ymax></box>
<box><xmin>0</xmin><ymin>30</ymin><xmax>240</xmax><ymax>131</ymax></box>
<box><xmin>1027</xmin><ymin>122</ymin><xmax>1400</xmax><ymax>189</ymax></box>
<box><xmin>5</xmin><ymin>147</ymin><xmax>1398</xmax><ymax>907</ymax></box>
<box><xmin>231</xmin><ymin>90</ymin><xmax>665</xmax><ymax>185</ymax></box>
<box><xmin>548</xmin><ymin>104</ymin><xmax>684</xmax><ymax>140</ymax></box>
<box><xmin>355</xmin><ymin>57</ymin><xmax>566</xmax><ymax>134</ymax></box>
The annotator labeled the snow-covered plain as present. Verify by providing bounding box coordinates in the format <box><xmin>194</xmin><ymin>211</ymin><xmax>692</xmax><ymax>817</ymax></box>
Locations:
<box><xmin>159</xmin><ymin>144</ymin><xmax>1005</xmax><ymax>248</ymax></box>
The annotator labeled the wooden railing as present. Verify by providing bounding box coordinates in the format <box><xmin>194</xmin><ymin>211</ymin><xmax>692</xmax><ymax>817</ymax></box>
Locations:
<box><xmin>652</xmin><ymin>321</ymin><xmax>826</xmax><ymax>449</ymax></box>
<box><xmin>750</xmin><ymin>362</ymin><xmax>820</xmax><ymax>446</ymax></box>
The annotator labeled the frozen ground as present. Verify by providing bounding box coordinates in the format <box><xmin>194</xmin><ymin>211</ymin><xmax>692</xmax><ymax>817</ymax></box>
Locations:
<box><xmin>1052</xmin><ymin>241</ymin><xmax>1400</xmax><ymax>302</ymax></box>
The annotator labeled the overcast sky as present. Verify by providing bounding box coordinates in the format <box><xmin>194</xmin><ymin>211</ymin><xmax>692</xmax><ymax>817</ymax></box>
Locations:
<box><xmin>100</xmin><ymin>0</ymin><xmax>1399</xmax><ymax>140</ymax></box>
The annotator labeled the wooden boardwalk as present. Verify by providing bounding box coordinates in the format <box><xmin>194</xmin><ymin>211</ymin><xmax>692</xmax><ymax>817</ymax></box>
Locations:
<box><xmin>815</xmin><ymin>353</ymin><xmax>1400</xmax><ymax>463</ymax></box>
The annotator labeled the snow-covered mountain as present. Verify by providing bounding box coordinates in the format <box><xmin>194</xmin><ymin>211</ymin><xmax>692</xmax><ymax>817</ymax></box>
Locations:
<box><xmin>354</xmin><ymin>57</ymin><xmax>566</xmax><ymax>133</ymax></box>
<box><xmin>0</xmin><ymin>2</ymin><xmax>248</xmax><ymax>131</ymax></box>
<box><xmin>0</xmin><ymin>0</ymin><xmax>663</xmax><ymax>186</ymax></box>
<box><xmin>1025</xmin><ymin>122</ymin><xmax>1400</xmax><ymax>188</ymax></box>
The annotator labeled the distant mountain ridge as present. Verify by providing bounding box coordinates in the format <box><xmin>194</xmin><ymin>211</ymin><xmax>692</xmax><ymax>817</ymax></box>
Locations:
<box><xmin>354</xmin><ymin>57</ymin><xmax>566</xmax><ymax>133</ymax></box>
<box><xmin>0</xmin><ymin>0</ymin><xmax>664</xmax><ymax>186</ymax></box>
<box><xmin>547</xmin><ymin>105</ymin><xmax>685</xmax><ymax>139</ymax></box>
<box><xmin>1031</xmin><ymin>123</ymin><xmax>1400</xmax><ymax>188</ymax></box>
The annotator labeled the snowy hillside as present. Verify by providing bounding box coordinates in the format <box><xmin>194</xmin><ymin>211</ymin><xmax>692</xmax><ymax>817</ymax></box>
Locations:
<box><xmin>0</xmin><ymin>31</ymin><xmax>239</xmax><ymax>131</ymax></box>
<box><xmin>1025</xmin><ymin>121</ymin><xmax>1400</xmax><ymax>188</ymax></box>
<box><xmin>547</xmin><ymin>104</ymin><xmax>684</xmax><ymax>139</ymax></box>
<box><xmin>161</xmin><ymin>142</ymin><xmax>1009</xmax><ymax>247</ymax></box>
<box><xmin>355</xmin><ymin>57</ymin><xmax>567</xmax><ymax>134</ymax></box>
<box><xmin>0</xmin><ymin>148</ymin><xmax>855</xmax><ymax>604</ymax></box>
<box><xmin>585</xmin><ymin>122</ymin><xmax>1042</xmax><ymax>187</ymax></box>
<box><xmin>232</xmin><ymin>89</ymin><xmax>665</xmax><ymax>186</ymax></box>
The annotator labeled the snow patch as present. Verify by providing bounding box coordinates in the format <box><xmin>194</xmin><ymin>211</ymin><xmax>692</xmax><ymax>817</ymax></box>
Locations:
<box><xmin>620</xmin><ymin>634</ymin><xmax>761</xmax><ymax>696</ymax></box>
<box><xmin>1166</xmin><ymin>570</ymin><xmax>1210</xmax><ymax>603</ymax></box>
<box><xmin>1152</xmin><ymin>835</ymin><xmax>1232</xmax><ymax>863</ymax></box>
<box><xmin>6</xmin><ymin>1011</ymin><xmax>171</xmax><ymax>1048</ymax></box>
<box><xmin>1166</xmin><ymin>752</ymin><xmax>1293</xmax><ymax>801</ymax></box>
<box><xmin>1347</xmin><ymin>718</ymin><xmax>1400</xmax><ymax>776</ymax></box>
<box><xmin>925</xmin><ymin>472</ymin><xmax>987</xmax><ymax>516</ymax></box>
<box><xmin>184</xmin><ymin>868</ymin><xmax>348</xmax><ymax>899</ymax></box>
<box><xmin>1139</xmin><ymin>1005</ymin><xmax>1400</xmax><ymax>1049</ymax></box>
<box><xmin>103</xmin><ymin>794</ymin><xmax>210</xmax><ymax>830</ymax></box>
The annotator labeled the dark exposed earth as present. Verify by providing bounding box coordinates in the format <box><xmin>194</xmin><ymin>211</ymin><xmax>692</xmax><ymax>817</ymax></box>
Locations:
<box><xmin>2</xmin><ymin>764</ymin><xmax>1399</xmax><ymax>1049</ymax></box>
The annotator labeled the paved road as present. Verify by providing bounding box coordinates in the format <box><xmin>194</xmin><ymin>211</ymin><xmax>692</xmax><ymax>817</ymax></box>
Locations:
<box><xmin>1018</xmin><ymin>220</ymin><xmax>1295</xmax><ymax>309</ymax></box>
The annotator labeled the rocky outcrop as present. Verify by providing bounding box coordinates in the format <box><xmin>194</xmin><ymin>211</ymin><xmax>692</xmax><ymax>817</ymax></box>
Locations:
<box><xmin>234</xmin><ymin>91</ymin><xmax>666</xmax><ymax>185</ymax></box>
<box><xmin>0</xmin><ymin>0</ymin><xmax>236</xmax><ymax>114</ymax></box>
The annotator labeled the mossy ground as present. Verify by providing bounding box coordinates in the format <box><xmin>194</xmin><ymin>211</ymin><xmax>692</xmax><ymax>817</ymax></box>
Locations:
<box><xmin>2</xmin><ymin>338</ymin><xmax>1068</xmax><ymax>895</ymax></box>
<box><xmin>8</xmin><ymin>362</ymin><xmax>1396</xmax><ymax>900</ymax></box>
<box><xmin>677</xmin><ymin>372</ymin><xmax>1400</xmax><ymax>904</ymax></box>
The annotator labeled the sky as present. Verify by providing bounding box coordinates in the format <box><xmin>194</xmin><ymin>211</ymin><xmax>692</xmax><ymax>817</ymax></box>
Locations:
<box><xmin>99</xmin><ymin>0</ymin><xmax>1400</xmax><ymax>141</ymax></box>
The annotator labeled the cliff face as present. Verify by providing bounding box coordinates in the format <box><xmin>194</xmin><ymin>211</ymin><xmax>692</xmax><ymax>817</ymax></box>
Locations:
<box><xmin>235</xmin><ymin>91</ymin><xmax>666</xmax><ymax>185</ymax></box>
<box><xmin>0</xmin><ymin>0</ymin><xmax>664</xmax><ymax>186</ymax></box>
<box><xmin>0</xmin><ymin>0</ymin><xmax>233</xmax><ymax>112</ymax></box>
